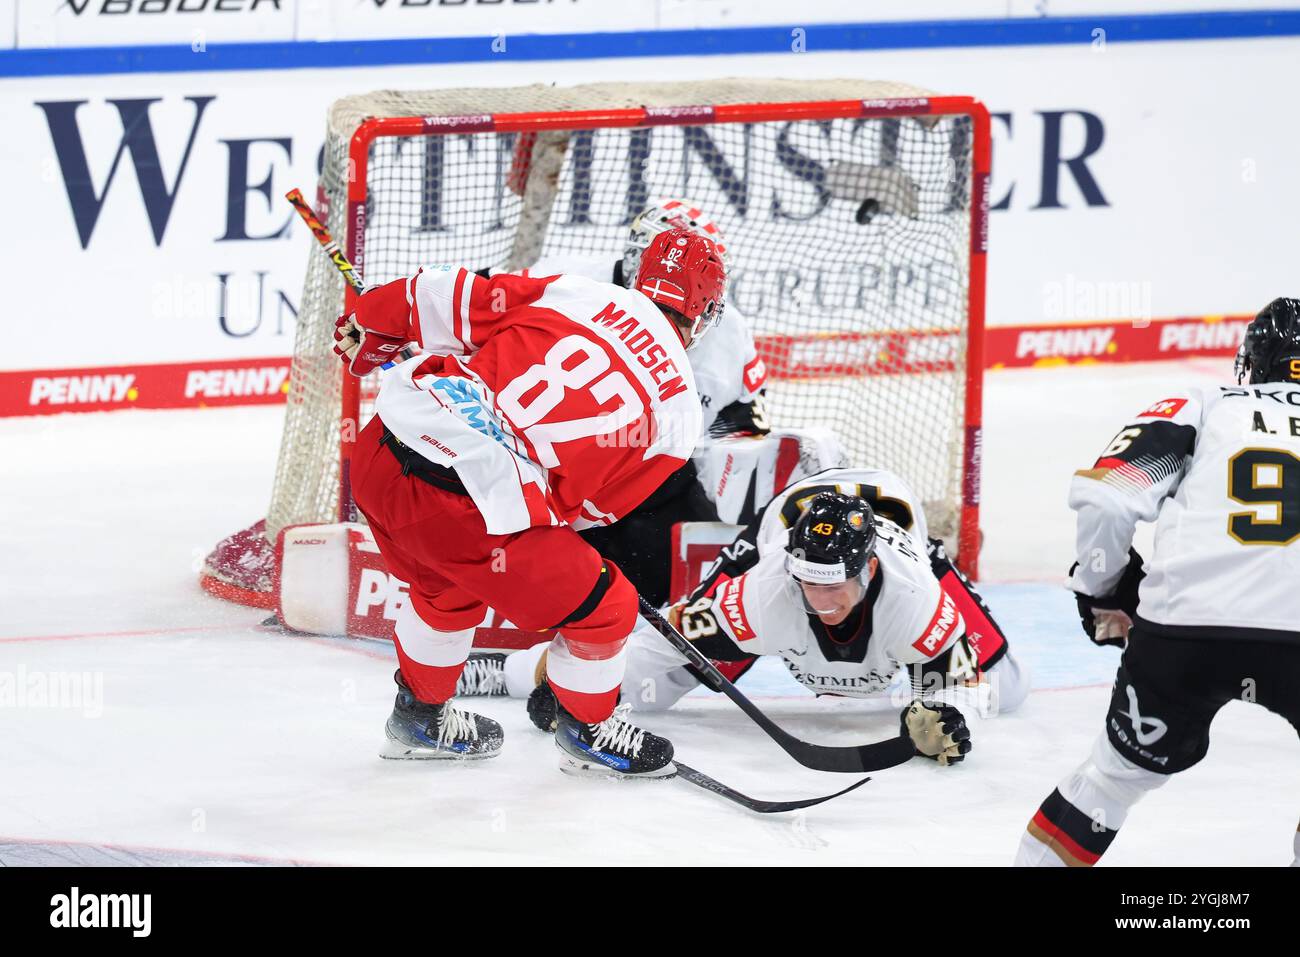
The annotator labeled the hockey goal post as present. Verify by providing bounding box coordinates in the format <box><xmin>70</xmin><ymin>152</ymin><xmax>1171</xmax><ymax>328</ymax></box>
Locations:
<box><xmin>200</xmin><ymin>78</ymin><xmax>990</xmax><ymax>608</ymax></box>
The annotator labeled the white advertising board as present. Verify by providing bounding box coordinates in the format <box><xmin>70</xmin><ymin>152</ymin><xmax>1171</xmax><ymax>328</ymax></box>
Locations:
<box><xmin>4</xmin><ymin>35</ymin><xmax>1298</xmax><ymax>371</ymax></box>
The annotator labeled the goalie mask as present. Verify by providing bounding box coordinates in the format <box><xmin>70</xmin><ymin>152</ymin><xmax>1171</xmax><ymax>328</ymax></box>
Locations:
<box><xmin>1236</xmin><ymin>297</ymin><xmax>1300</xmax><ymax>384</ymax></box>
<box><xmin>621</xmin><ymin>197</ymin><xmax>730</xmax><ymax>289</ymax></box>
<box><xmin>786</xmin><ymin>493</ymin><xmax>877</xmax><ymax>587</ymax></box>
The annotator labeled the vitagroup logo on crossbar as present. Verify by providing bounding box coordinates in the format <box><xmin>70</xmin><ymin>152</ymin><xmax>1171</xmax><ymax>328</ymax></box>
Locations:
<box><xmin>50</xmin><ymin>887</ymin><xmax>151</xmax><ymax>938</ymax></box>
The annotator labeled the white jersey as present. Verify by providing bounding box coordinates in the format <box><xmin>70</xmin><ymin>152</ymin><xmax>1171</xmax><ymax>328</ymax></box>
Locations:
<box><xmin>698</xmin><ymin>521</ymin><xmax>962</xmax><ymax>697</ymax></box>
<box><xmin>520</xmin><ymin>254</ymin><xmax>766</xmax><ymax>436</ymax></box>
<box><xmin>1069</xmin><ymin>383</ymin><xmax>1300</xmax><ymax>641</ymax></box>
<box><xmin>756</xmin><ymin>466</ymin><xmax>932</xmax><ymax>554</ymax></box>
<box><xmin>686</xmin><ymin>466</ymin><xmax>962</xmax><ymax>696</ymax></box>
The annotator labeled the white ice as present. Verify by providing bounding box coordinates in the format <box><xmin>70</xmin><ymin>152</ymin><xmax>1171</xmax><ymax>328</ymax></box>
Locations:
<box><xmin>2</xmin><ymin>359</ymin><xmax>1296</xmax><ymax>865</ymax></box>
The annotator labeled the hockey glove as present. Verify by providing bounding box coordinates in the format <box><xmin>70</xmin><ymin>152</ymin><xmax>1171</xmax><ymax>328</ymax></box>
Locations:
<box><xmin>333</xmin><ymin>316</ymin><xmax>407</xmax><ymax>377</ymax></box>
<box><xmin>527</xmin><ymin>681</ymin><xmax>558</xmax><ymax>734</ymax></box>
<box><xmin>901</xmin><ymin>700</ymin><xmax>971</xmax><ymax>766</ymax></box>
<box><xmin>332</xmin><ymin>277</ymin><xmax>418</xmax><ymax>377</ymax></box>
<box><xmin>1070</xmin><ymin>547</ymin><xmax>1146</xmax><ymax>647</ymax></box>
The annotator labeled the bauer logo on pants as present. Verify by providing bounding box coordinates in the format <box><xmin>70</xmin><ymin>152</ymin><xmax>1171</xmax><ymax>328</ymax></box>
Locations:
<box><xmin>1120</xmin><ymin>685</ymin><xmax>1168</xmax><ymax>746</ymax></box>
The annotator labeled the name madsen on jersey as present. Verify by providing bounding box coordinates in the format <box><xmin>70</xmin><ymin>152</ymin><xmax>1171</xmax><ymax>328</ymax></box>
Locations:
<box><xmin>590</xmin><ymin>302</ymin><xmax>689</xmax><ymax>400</ymax></box>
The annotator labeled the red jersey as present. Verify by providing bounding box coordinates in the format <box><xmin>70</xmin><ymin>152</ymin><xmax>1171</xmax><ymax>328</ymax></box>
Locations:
<box><xmin>373</xmin><ymin>266</ymin><xmax>701</xmax><ymax>535</ymax></box>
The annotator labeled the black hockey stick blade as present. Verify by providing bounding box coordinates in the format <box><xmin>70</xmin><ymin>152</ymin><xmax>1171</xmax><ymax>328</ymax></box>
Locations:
<box><xmin>639</xmin><ymin>598</ymin><xmax>916</xmax><ymax>774</ymax></box>
<box><xmin>674</xmin><ymin>762</ymin><xmax>871</xmax><ymax>814</ymax></box>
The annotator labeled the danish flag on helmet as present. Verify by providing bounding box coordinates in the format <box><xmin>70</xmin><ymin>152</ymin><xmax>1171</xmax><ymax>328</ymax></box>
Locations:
<box><xmin>635</xmin><ymin>227</ymin><xmax>727</xmax><ymax>348</ymax></box>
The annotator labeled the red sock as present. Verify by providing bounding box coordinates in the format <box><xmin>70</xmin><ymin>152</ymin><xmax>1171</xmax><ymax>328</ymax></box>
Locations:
<box><xmin>395</xmin><ymin>642</ymin><xmax>464</xmax><ymax>704</ymax></box>
<box><xmin>551</xmin><ymin>684</ymin><xmax>621</xmax><ymax>724</ymax></box>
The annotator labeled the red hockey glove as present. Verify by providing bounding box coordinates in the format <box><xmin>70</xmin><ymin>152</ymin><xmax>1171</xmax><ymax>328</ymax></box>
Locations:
<box><xmin>333</xmin><ymin>277</ymin><xmax>417</xmax><ymax>377</ymax></box>
<box><xmin>333</xmin><ymin>316</ymin><xmax>406</xmax><ymax>377</ymax></box>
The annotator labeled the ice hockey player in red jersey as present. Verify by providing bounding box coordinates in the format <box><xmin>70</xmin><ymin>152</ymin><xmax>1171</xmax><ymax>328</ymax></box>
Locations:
<box><xmin>1016</xmin><ymin>298</ymin><xmax>1300</xmax><ymax>866</ymax></box>
<box><xmin>498</xmin><ymin>197</ymin><xmax>773</xmax><ymax>607</ymax></box>
<box><xmin>333</xmin><ymin>227</ymin><xmax>725</xmax><ymax>778</ymax></box>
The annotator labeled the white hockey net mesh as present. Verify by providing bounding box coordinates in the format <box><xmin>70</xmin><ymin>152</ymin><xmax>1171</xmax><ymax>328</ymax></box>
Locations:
<box><xmin>233</xmin><ymin>79</ymin><xmax>978</xmax><ymax>592</ymax></box>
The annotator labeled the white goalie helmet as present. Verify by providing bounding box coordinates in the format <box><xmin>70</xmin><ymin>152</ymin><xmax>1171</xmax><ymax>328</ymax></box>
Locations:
<box><xmin>621</xmin><ymin>197</ymin><xmax>730</xmax><ymax>289</ymax></box>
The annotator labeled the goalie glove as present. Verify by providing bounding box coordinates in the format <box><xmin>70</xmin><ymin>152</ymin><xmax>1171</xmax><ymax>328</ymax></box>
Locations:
<box><xmin>332</xmin><ymin>277</ymin><xmax>418</xmax><ymax>377</ymax></box>
<box><xmin>900</xmin><ymin>700</ymin><xmax>971</xmax><ymax>766</ymax></box>
<box><xmin>1070</xmin><ymin>547</ymin><xmax>1145</xmax><ymax>647</ymax></box>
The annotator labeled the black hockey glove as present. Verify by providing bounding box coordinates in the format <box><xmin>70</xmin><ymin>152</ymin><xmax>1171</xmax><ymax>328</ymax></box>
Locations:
<box><xmin>527</xmin><ymin>681</ymin><xmax>558</xmax><ymax>733</ymax></box>
<box><xmin>900</xmin><ymin>700</ymin><xmax>971</xmax><ymax>766</ymax></box>
<box><xmin>707</xmin><ymin>393</ymin><xmax>772</xmax><ymax>437</ymax></box>
<box><xmin>1069</xmin><ymin>547</ymin><xmax>1146</xmax><ymax>647</ymax></box>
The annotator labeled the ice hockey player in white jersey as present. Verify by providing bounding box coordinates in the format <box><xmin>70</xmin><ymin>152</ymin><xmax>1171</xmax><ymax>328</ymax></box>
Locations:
<box><xmin>475</xmin><ymin>468</ymin><xmax>1028</xmax><ymax>761</ymax></box>
<box><xmin>566</xmin><ymin>467</ymin><xmax>1028</xmax><ymax>720</ymax></box>
<box><xmin>624</xmin><ymin>489</ymin><xmax>973</xmax><ymax>764</ymax></box>
<box><xmin>1017</xmin><ymin>298</ymin><xmax>1300</xmax><ymax>867</ymax></box>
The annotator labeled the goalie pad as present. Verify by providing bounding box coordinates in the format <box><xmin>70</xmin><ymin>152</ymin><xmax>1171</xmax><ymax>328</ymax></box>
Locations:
<box><xmin>275</xmin><ymin>523</ymin><xmax>403</xmax><ymax>640</ymax></box>
<box><xmin>693</xmin><ymin>426</ymin><xmax>847</xmax><ymax>525</ymax></box>
<box><xmin>274</xmin><ymin>522</ymin><xmax>542</xmax><ymax>650</ymax></box>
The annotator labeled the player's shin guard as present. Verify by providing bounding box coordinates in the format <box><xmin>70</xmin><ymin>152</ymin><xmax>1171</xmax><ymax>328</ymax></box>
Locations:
<box><xmin>546</xmin><ymin>634</ymin><xmax>628</xmax><ymax>723</ymax></box>
<box><xmin>543</xmin><ymin>559</ymin><xmax>638</xmax><ymax>722</ymax></box>
<box><xmin>1015</xmin><ymin>733</ymin><xmax>1168</xmax><ymax>866</ymax></box>
<box><xmin>392</xmin><ymin>601</ymin><xmax>475</xmax><ymax>704</ymax></box>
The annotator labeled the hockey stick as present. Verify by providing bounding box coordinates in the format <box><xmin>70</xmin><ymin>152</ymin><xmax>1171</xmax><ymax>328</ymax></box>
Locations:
<box><xmin>285</xmin><ymin>187</ymin><xmax>418</xmax><ymax>366</ymax></box>
<box><xmin>285</xmin><ymin>188</ymin><xmax>363</xmax><ymax>292</ymax></box>
<box><xmin>674</xmin><ymin>762</ymin><xmax>871</xmax><ymax>814</ymax></box>
<box><xmin>638</xmin><ymin>598</ymin><xmax>917</xmax><ymax>774</ymax></box>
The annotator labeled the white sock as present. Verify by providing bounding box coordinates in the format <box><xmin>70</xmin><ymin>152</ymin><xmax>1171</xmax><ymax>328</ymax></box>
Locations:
<box><xmin>1015</xmin><ymin>733</ymin><xmax>1168</xmax><ymax>866</ymax></box>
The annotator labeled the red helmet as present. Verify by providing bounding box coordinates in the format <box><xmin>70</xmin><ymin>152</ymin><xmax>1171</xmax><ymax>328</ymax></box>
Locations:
<box><xmin>634</xmin><ymin>227</ymin><xmax>726</xmax><ymax>347</ymax></box>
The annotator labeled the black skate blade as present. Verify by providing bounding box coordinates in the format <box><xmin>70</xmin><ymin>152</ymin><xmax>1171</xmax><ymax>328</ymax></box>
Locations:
<box><xmin>674</xmin><ymin>761</ymin><xmax>870</xmax><ymax>813</ymax></box>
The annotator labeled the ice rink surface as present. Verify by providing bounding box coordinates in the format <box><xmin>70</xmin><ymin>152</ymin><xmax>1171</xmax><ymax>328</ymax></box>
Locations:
<box><xmin>2</xmin><ymin>359</ymin><xmax>1297</xmax><ymax>866</ymax></box>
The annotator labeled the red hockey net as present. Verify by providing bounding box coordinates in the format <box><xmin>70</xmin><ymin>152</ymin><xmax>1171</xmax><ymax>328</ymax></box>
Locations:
<box><xmin>201</xmin><ymin>79</ymin><xmax>989</xmax><ymax>607</ymax></box>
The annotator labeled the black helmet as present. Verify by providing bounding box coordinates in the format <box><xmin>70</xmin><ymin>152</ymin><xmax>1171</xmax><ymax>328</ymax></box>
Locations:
<box><xmin>1236</xmin><ymin>298</ymin><xmax>1300</xmax><ymax>384</ymax></box>
<box><xmin>786</xmin><ymin>492</ymin><xmax>877</xmax><ymax>584</ymax></box>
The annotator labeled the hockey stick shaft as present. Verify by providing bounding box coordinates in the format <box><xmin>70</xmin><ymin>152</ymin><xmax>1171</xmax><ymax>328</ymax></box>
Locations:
<box><xmin>285</xmin><ymin>188</ymin><xmax>364</xmax><ymax>292</ymax></box>
<box><xmin>674</xmin><ymin>762</ymin><xmax>870</xmax><ymax>814</ymax></box>
<box><xmin>638</xmin><ymin>598</ymin><xmax>916</xmax><ymax>774</ymax></box>
<box><xmin>285</xmin><ymin>187</ymin><xmax>416</xmax><ymax>366</ymax></box>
